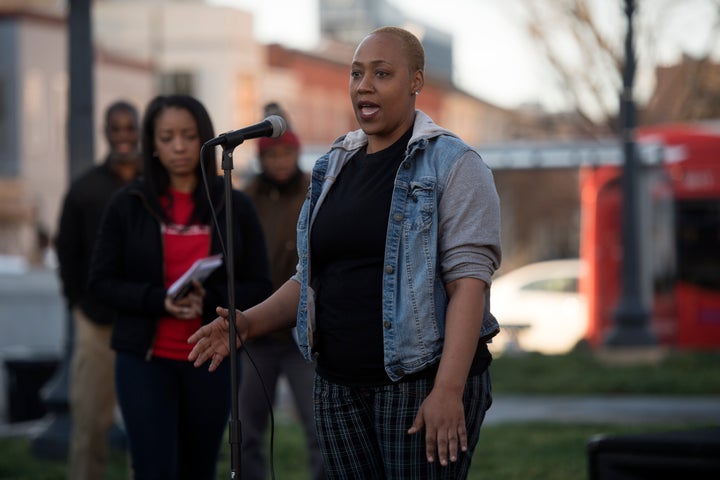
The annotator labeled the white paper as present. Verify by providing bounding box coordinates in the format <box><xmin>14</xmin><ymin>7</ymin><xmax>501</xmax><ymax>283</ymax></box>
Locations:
<box><xmin>167</xmin><ymin>254</ymin><xmax>223</xmax><ymax>300</ymax></box>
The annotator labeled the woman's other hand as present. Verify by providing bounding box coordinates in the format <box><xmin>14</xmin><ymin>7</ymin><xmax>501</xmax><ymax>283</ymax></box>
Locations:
<box><xmin>407</xmin><ymin>386</ymin><xmax>467</xmax><ymax>466</ymax></box>
<box><xmin>165</xmin><ymin>279</ymin><xmax>205</xmax><ymax>319</ymax></box>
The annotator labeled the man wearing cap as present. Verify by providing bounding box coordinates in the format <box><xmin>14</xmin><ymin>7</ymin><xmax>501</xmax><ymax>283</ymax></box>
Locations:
<box><xmin>240</xmin><ymin>121</ymin><xmax>325</xmax><ymax>480</ymax></box>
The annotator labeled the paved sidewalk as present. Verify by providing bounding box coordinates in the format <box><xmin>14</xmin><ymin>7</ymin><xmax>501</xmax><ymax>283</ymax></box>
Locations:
<box><xmin>484</xmin><ymin>395</ymin><xmax>720</xmax><ymax>426</ymax></box>
<box><xmin>3</xmin><ymin>394</ymin><xmax>719</xmax><ymax>441</ymax></box>
<box><xmin>0</xmin><ymin>416</ymin><xmax>51</xmax><ymax>439</ymax></box>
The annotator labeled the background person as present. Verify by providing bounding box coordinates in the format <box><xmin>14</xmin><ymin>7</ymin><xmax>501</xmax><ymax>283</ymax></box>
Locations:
<box><xmin>89</xmin><ymin>94</ymin><xmax>272</xmax><ymax>479</ymax></box>
<box><xmin>239</xmin><ymin>104</ymin><xmax>325</xmax><ymax>480</ymax></box>
<box><xmin>55</xmin><ymin>100</ymin><xmax>141</xmax><ymax>480</ymax></box>
<box><xmin>189</xmin><ymin>26</ymin><xmax>501</xmax><ymax>479</ymax></box>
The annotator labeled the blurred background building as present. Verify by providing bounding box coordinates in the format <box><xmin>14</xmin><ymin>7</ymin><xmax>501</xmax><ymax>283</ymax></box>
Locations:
<box><xmin>318</xmin><ymin>0</ymin><xmax>454</xmax><ymax>84</ymax></box>
<box><xmin>0</xmin><ymin>0</ymin><xmax>610</xmax><ymax>269</ymax></box>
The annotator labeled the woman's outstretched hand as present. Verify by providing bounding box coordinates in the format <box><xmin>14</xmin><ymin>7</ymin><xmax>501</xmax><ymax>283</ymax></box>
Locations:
<box><xmin>187</xmin><ymin>306</ymin><xmax>245</xmax><ymax>371</ymax></box>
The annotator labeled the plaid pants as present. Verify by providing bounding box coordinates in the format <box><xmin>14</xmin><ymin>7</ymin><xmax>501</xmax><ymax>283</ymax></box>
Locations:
<box><xmin>314</xmin><ymin>369</ymin><xmax>492</xmax><ymax>479</ymax></box>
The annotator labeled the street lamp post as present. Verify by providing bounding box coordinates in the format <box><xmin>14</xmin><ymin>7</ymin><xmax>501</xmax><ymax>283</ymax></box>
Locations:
<box><xmin>605</xmin><ymin>0</ymin><xmax>656</xmax><ymax>346</ymax></box>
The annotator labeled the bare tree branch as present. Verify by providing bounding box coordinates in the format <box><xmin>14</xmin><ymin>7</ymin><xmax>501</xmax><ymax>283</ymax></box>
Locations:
<box><xmin>518</xmin><ymin>0</ymin><xmax>720</xmax><ymax>129</ymax></box>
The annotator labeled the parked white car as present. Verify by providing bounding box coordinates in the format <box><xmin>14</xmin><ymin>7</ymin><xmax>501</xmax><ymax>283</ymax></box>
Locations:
<box><xmin>488</xmin><ymin>258</ymin><xmax>588</xmax><ymax>355</ymax></box>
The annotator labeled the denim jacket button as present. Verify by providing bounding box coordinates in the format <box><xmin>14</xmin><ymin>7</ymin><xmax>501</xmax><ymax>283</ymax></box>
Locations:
<box><xmin>383</xmin><ymin>321</ymin><xmax>392</xmax><ymax>329</ymax></box>
<box><xmin>385</xmin><ymin>265</ymin><xmax>394</xmax><ymax>274</ymax></box>
<box><xmin>393</xmin><ymin>213</ymin><xmax>403</xmax><ymax>222</ymax></box>
<box><xmin>402</xmin><ymin>162</ymin><xmax>411</xmax><ymax>169</ymax></box>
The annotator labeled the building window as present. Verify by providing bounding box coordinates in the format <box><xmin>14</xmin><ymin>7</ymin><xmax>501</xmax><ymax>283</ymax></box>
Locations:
<box><xmin>0</xmin><ymin>76</ymin><xmax>17</xmax><ymax>176</ymax></box>
<box><xmin>0</xmin><ymin>77</ymin><xmax>6</xmax><ymax>153</ymax></box>
<box><xmin>158</xmin><ymin>72</ymin><xmax>195</xmax><ymax>96</ymax></box>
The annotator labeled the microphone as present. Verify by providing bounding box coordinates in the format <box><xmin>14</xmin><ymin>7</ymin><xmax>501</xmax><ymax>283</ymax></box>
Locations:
<box><xmin>204</xmin><ymin>115</ymin><xmax>287</xmax><ymax>148</ymax></box>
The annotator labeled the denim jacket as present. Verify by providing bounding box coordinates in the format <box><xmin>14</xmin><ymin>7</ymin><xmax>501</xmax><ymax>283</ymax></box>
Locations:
<box><xmin>292</xmin><ymin>111</ymin><xmax>502</xmax><ymax>381</ymax></box>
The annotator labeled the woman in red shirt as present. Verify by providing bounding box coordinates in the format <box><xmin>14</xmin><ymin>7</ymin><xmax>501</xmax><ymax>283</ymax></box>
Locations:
<box><xmin>89</xmin><ymin>94</ymin><xmax>272</xmax><ymax>479</ymax></box>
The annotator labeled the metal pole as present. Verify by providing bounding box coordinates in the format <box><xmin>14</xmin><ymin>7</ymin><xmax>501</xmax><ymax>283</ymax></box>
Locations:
<box><xmin>68</xmin><ymin>0</ymin><xmax>96</xmax><ymax>181</ymax></box>
<box><xmin>221</xmin><ymin>146</ymin><xmax>242</xmax><ymax>478</ymax></box>
<box><xmin>604</xmin><ymin>0</ymin><xmax>655</xmax><ymax>346</ymax></box>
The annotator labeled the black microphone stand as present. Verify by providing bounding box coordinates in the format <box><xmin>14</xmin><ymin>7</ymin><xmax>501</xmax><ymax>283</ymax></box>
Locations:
<box><xmin>220</xmin><ymin>143</ymin><xmax>242</xmax><ymax>478</ymax></box>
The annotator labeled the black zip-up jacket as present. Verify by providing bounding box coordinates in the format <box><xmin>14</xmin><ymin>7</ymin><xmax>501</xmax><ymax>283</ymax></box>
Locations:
<box><xmin>55</xmin><ymin>161</ymin><xmax>135</xmax><ymax>325</ymax></box>
<box><xmin>88</xmin><ymin>178</ymin><xmax>272</xmax><ymax>357</ymax></box>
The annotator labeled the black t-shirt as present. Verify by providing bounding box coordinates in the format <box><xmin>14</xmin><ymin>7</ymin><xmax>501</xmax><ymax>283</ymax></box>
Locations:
<box><xmin>311</xmin><ymin>128</ymin><xmax>411</xmax><ymax>385</ymax></box>
<box><xmin>311</xmin><ymin>128</ymin><xmax>491</xmax><ymax>386</ymax></box>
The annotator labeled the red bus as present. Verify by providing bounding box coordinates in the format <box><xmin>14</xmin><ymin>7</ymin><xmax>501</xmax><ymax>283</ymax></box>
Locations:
<box><xmin>581</xmin><ymin>123</ymin><xmax>720</xmax><ymax>349</ymax></box>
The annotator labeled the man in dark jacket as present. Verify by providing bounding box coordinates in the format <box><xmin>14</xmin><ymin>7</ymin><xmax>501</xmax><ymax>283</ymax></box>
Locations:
<box><xmin>239</xmin><ymin>104</ymin><xmax>325</xmax><ymax>480</ymax></box>
<box><xmin>55</xmin><ymin>100</ymin><xmax>140</xmax><ymax>480</ymax></box>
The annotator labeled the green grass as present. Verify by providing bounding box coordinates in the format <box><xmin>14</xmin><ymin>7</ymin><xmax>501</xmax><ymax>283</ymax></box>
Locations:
<box><xmin>0</xmin><ymin>421</ymin><xmax>711</xmax><ymax>480</ymax></box>
<box><xmin>1</xmin><ymin>349</ymin><xmax>718</xmax><ymax>479</ymax></box>
<box><xmin>491</xmin><ymin>349</ymin><xmax>720</xmax><ymax>395</ymax></box>
<box><xmin>471</xmin><ymin>423</ymin><xmax>703</xmax><ymax>480</ymax></box>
